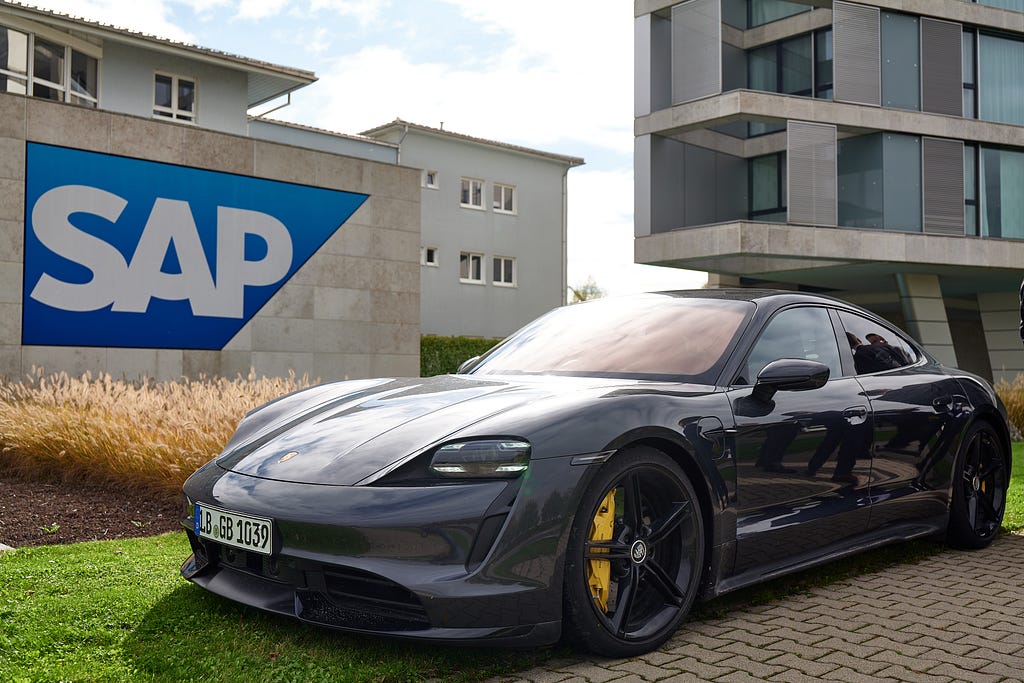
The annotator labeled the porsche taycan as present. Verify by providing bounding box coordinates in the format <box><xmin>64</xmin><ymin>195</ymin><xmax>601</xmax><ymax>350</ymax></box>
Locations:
<box><xmin>180</xmin><ymin>290</ymin><xmax>1010</xmax><ymax>656</ymax></box>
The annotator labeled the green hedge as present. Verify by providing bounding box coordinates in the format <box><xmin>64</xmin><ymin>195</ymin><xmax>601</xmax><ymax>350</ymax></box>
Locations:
<box><xmin>421</xmin><ymin>335</ymin><xmax>500</xmax><ymax>377</ymax></box>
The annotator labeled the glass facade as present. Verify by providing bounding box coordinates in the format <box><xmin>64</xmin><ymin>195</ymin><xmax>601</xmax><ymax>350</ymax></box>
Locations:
<box><xmin>980</xmin><ymin>147</ymin><xmax>1024</xmax><ymax>239</ymax></box>
<box><xmin>978</xmin><ymin>33</ymin><xmax>1024</xmax><ymax>126</ymax></box>
<box><xmin>974</xmin><ymin>0</ymin><xmax>1024</xmax><ymax>11</ymax></box>
<box><xmin>881</xmin><ymin>13</ymin><xmax>920</xmax><ymax>111</ymax></box>
<box><xmin>749</xmin><ymin>0</ymin><xmax>809</xmax><ymax>28</ymax></box>
<box><xmin>749</xmin><ymin>153</ymin><xmax>786</xmax><ymax>222</ymax></box>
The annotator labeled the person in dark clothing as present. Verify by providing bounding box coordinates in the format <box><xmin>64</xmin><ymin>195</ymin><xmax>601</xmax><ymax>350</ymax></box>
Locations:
<box><xmin>847</xmin><ymin>332</ymin><xmax>901</xmax><ymax>374</ymax></box>
<box><xmin>865</xmin><ymin>332</ymin><xmax>911</xmax><ymax>366</ymax></box>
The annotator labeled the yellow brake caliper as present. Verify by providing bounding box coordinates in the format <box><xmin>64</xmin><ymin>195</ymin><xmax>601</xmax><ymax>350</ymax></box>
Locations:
<box><xmin>587</xmin><ymin>489</ymin><xmax>616</xmax><ymax>613</ymax></box>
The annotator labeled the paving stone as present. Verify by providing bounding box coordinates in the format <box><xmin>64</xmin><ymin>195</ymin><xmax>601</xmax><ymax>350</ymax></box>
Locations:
<box><xmin>818</xmin><ymin>651</ymin><xmax>891</xmax><ymax>676</ymax></box>
<box><xmin>762</xmin><ymin>652</ymin><xmax>839</xmax><ymax>678</ymax></box>
<box><xmin>660</xmin><ymin>643</ymin><xmax>734</xmax><ymax>665</ymax></box>
<box><xmin>923</xmin><ymin>663</ymin><xmax>1003</xmax><ymax>683</ymax></box>
<box><xmin>715</xmin><ymin>628</ymin><xmax>782</xmax><ymax>649</ymax></box>
<box><xmin>714</xmin><ymin>654</ymin><xmax>787</xmax><ymax>679</ymax></box>
<box><xmin>611</xmin><ymin>660</ymin><xmax>678</xmax><ymax>681</ymax></box>
<box><xmin>872</xmin><ymin>665</ymin><xmax>953</xmax><ymax>682</ymax></box>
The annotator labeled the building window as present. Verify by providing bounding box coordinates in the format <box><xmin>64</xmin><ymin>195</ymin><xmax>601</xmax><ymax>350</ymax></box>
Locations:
<box><xmin>748</xmin><ymin>0</ymin><xmax>810</xmax><ymax>28</ymax></box>
<box><xmin>965</xmin><ymin>144</ymin><xmax>979</xmax><ymax>236</ymax></box>
<box><xmin>963</xmin><ymin>29</ymin><xmax>977</xmax><ymax>119</ymax></box>
<box><xmin>460</xmin><ymin>177</ymin><xmax>483</xmax><ymax>209</ymax></box>
<box><xmin>0</xmin><ymin>26</ymin><xmax>97</xmax><ymax>106</ymax></box>
<box><xmin>972</xmin><ymin>0</ymin><xmax>1024</xmax><ymax>11</ymax></box>
<box><xmin>493</xmin><ymin>256</ymin><xmax>516</xmax><ymax>286</ymax></box>
<box><xmin>421</xmin><ymin>246</ymin><xmax>439</xmax><ymax>266</ymax></box>
<box><xmin>0</xmin><ymin>26</ymin><xmax>28</xmax><ymax>95</ymax></box>
<box><xmin>747</xmin><ymin>28</ymin><xmax>831</xmax><ymax>135</ymax></box>
<box><xmin>978</xmin><ymin>33</ymin><xmax>1024</xmax><ymax>126</ymax></box>
<box><xmin>980</xmin><ymin>146</ymin><xmax>1024</xmax><ymax>239</ymax></box>
<box><xmin>459</xmin><ymin>251</ymin><xmax>484</xmax><ymax>283</ymax></box>
<box><xmin>423</xmin><ymin>170</ymin><xmax>439</xmax><ymax>189</ymax></box>
<box><xmin>749</xmin><ymin>152</ymin><xmax>786</xmax><ymax>222</ymax></box>
<box><xmin>493</xmin><ymin>183</ymin><xmax>516</xmax><ymax>214</ymax></box>
<box><xmin>154</xmin><ymin>72</ymin><xmax>196</xmax><ymax>122</ymax></box>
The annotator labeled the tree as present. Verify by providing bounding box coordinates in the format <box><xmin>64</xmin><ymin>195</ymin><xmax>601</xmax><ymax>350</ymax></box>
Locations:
<box><xmin>568</xmin><ymin>277</ymin><xmax>605</xmax><ymax>304</ymax></box>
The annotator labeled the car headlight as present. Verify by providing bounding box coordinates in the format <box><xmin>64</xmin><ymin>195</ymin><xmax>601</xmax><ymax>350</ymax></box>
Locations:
<box><xmin>429</xmin><ymin>439</ymin><xmax>531</xmax><ymax>478</ymax></box>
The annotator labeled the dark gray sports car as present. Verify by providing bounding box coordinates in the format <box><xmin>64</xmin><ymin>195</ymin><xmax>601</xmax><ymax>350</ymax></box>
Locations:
<box><xmin>180</xmin><ymin>290</ymin><xmax>1010</xmax><ymax>656</ymax></box>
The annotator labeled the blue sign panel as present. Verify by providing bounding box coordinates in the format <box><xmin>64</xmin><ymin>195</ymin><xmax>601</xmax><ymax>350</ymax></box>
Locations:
<box><xmin>23</xmin><ymin>143</ymin><xmax>368</xmax><ymax>350</ymax></box>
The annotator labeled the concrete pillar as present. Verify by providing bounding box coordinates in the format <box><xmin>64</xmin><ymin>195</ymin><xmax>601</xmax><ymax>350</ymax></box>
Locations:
<box><xmin>705</xmin><ymin>273</ymin><xmax>742</xmax><ymax>289</ymax></box>
<box><xmin>896</xmin><ymin>273</ymin><xmax>958</xmax><ymax>367</ymax></box>
<box><xmin>978</xmin><ymin>290</ymin><xmax>1024</xmax><ymax>385</ymax></box>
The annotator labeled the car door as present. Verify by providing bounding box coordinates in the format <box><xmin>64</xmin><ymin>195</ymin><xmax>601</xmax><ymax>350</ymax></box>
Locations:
<box><xmin>727</xmin><ymin>305</ymin><xmax>874</xmax><ymax>576</ymax></box>
<box><xmin>835</xmin><ymin>310</ymin><xmax>969</xmax><ymax>533</ymax></box>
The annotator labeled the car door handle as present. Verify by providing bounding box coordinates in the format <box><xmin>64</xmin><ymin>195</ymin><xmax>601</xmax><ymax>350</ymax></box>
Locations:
<box><xmin>843</xmin><ymin>406</ymin><xmax>868</xmax><ymax>425</ymax></box>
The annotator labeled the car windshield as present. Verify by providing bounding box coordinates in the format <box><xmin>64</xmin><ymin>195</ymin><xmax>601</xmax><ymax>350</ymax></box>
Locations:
<box><xmin>469</xmin><ymin>294</ymin><xmax>754</xmax><ymax>382</ymax></box>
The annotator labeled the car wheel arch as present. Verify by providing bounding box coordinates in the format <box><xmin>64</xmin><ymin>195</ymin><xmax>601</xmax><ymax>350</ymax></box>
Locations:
<box><xmin>619</xmin><ymin>437</ymin><xmax>718</xmax><ymax>587</ymax></box>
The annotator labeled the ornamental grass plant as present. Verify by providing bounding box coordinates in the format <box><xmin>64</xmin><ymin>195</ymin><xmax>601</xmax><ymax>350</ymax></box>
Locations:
<box><xmin>0</xmin><ymin>369</ymin><xmax>314</xmax><ymax>495</ymax></box>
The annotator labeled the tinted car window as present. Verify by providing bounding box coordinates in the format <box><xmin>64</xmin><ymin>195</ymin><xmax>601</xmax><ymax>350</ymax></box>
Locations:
<box><xmin>837</xmin><ymin>310</ymin><xmax>917</xmax><ymax>375</ymax></box>
<box><xmin>469</xmin><ymin>295</ymin><xmax>754</xmax><ymax>382</ymax></box>
<box><xmin>740</xmin><ymin>306</ymin><xmax>842</xmax><ymax>384</ymax></box>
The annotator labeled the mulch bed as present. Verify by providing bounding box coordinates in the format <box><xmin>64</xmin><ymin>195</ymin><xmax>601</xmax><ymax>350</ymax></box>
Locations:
<box><xmin>0</xmin><ymin>470</ymin><xmax>182</xmax><ymax>548</ymax></box>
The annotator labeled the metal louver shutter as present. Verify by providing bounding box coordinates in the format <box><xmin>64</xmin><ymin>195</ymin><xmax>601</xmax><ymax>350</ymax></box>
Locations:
<box><xmin>922</xmin><ymin>137</ymin><xmax>965</xmax><ymax>235</ymax></box>
<box><xmin>921</xmin><ymin>18</ymin><xmax>963</xmax><ymax>117</ymax></box>
<box><xmin>671</xmin><ymin>0</ymin><xmax>721</xmax><ymax>104</ymax></box>
<box><xmin>788</xmin><ymin>121</ymin><xmax>837</xmax><ymax>226</ymax></box>
<box><xmin>833</xmin><ymin>1</ymin><xmax>880</xmax><ymax>106</ymax></box>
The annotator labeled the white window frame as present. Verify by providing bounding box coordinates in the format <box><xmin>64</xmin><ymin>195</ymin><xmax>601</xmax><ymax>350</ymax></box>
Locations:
<box><xmin>423</xmin><ymin>169</ymin><xmax>439</xmax><ymax>189</ymax></box>
<box><xmin>420</xmin><ymin>246</ymin><xmax>439</xmax><ymax>267</ymax></box>
<box><xmin>492</xmin><ymin>256</ymin><xmax>516</xmax><ymax>287</ymax></box>
<box><xmin>0</xmin><ymin>24</ymin><xmax>100</xmax><ymax>107</ymax></box>
<box><xmin>460</xmin><ymin>177</ymin><xmax>484</xmax><ymax>210</ymax></box>
<box><xmin>459</xmin><ymin>251</ymin><xmax>485</xmax><ymax>284</ymax></box>
<box><xmin>153</xmin><ymin>71</ymin><xmax>197</xmax><ymax>123</ymax></box>
<box><xmin>493</xmin><ymin>182</ymin><xmax>517</xmax><ymax>215</ymax></box>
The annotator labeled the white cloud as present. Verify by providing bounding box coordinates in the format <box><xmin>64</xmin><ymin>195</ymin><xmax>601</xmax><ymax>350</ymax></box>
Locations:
<box><xmin>568</xmin><ymin>168</ymin><xmax>706</xmax><ymax>298</ymax></box>
<box><xmin>308</xmin><ymin>0</ymin><xmax>387</xmax><ymax>26</ymax></box>
<box><xmin>235</xmin><ymin>0</ymin><xmax>290</xmax><ymax>20</ymax></box>
<box><xmin>24</xmin><ymin>0</ymin><xmax>198</xmax><ymax>42</ymax></box>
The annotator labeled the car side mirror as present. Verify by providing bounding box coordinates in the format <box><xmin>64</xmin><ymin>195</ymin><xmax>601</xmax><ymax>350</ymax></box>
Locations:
<box><xmin>456</xmin><ymin>356</ymin><xmax>480</xmax><ymax>374</ymax></box>
<box><xmin>751</xmin><ymin>358</ymin><xmax>830</xmax><ymax>403</ymax></box>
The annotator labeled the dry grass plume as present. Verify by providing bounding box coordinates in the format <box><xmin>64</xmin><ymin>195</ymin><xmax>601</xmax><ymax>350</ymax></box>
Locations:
<box><xmin>0</xmin><ymin>369</ymin><xmax>314</xmax><ymax>494</ymax></box>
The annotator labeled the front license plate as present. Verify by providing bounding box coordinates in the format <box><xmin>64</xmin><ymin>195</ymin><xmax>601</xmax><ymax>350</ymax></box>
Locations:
<box><xmin>194</xmin><ymin>503</ymin><xmax>273</xmax><ymax>556</ymax></box>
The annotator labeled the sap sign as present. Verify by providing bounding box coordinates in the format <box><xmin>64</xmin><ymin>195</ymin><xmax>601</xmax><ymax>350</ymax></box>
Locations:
<box><xmin>23</xmin><ymin>143</ymin><xmax>367</xmax><ymax>350</ymax></box>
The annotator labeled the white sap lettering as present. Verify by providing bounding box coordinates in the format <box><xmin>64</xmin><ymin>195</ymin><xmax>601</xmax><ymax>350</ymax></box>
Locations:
<box><xmin>112</xmin><ymin>198</ymin><xmax>218</xmax><ymax>315</ymax></box>
<box><xmin>208</xmin><ymin>207</ymin><xmax>293</xmax><ymax>318</ymax></box>
<box><xmin>30</xmin><ymin>186</ymin><xmax>294</xmax><ymax>318</ymax></box>
<box><xmin>29</xmin><ymin>185</ymin><xmax>129</xmax><ymax>311</ymax></box>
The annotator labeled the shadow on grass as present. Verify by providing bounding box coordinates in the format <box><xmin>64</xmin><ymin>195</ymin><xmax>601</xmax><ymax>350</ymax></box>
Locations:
<box><xmin>119</xmin><ymin>536</ymin><xmax>966</xmax><ymax>681</ymax></box>
<box><xmin>122</xmin><ymin>583</ymin><xmax>560</xmax><ymax>683</ymax></box>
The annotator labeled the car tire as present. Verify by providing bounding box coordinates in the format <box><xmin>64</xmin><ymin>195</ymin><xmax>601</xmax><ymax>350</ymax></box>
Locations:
<box><xmin>562</xmin><ymin>446</ymin><xmax>704</xmax><ymax>657</ymax></box>
<box><xmin>947</xmin><ymin>421</ymin><xmax>1007</xmax><ymax>549</ymax></box>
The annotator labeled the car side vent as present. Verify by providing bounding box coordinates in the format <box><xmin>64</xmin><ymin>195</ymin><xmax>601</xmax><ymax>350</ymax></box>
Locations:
<box><xmin>466</xmin><ymin>513</ymin><xmax>509</xmax><ymax>572</ymax></box>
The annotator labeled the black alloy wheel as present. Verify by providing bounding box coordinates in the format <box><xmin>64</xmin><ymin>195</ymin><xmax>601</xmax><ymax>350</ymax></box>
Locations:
<box><xmin>947</xmin><ymin>421</ymin><xmax>1007</xmax><ymax>549</ymax></box>
<box><xmin>563</xmin><ymin>446</ymin><xmax>704</xmax><ymax>657</ymax></box>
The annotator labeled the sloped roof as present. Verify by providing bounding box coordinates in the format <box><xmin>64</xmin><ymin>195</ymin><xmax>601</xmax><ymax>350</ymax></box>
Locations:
<box><xmin>0</xmin><ymin>1</ymin><xmax>316</xmax><ymax>107</ymax></box>
<box><xmin>362</xmin><ymin>119</ymin><xmax>585</xmax><ymax>167</ymax></box>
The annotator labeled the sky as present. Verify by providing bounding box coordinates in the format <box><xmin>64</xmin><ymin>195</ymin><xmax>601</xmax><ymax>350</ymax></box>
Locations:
<box><xmin>27</xmin><ymin>0</ymin><xmax>707</xmax><ymax>296</ymax></box>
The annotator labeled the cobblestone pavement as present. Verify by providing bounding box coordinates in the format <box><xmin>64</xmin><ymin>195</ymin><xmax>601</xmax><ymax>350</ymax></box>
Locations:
<box><xmin>488</xmin><ymin>534</ymin><xmax>1024</xmax><ymax>683</ymax></box>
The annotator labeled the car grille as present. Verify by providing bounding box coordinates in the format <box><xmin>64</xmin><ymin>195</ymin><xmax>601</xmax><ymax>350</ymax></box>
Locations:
<box><xmin>188</xmin><ymin>532</ymin><xmax>431</xmax><ymax>632</ymax></box>
<box><xmin>300</xmin><ymin>566</ymin><xmax>430</xmax><ymax>631</ymax></box>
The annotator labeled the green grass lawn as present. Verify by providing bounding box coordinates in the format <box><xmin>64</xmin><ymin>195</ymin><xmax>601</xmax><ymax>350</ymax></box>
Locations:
<box><xmin>3</xmin><ymin>443</ymin><xmax>1022</xmax><ymax>682</ymax></box>
<box><xmin>0</xmin><ymin>533</ymin><xmax>554</xmax><ymax>682</ymax></box>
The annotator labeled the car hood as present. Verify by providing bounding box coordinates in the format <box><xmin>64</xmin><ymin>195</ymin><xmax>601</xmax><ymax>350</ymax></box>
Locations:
<box><xmin>215</xmin><ymin>374</ymin><xmax>630</xmax><ymax>486</ymax></box>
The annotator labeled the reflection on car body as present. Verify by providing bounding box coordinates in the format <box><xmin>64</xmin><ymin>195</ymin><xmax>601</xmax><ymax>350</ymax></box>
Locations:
<box><xmin>180</xmin><ymin>290</ymin><xmax>1010</xmax><ymax>656</ymax></box>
